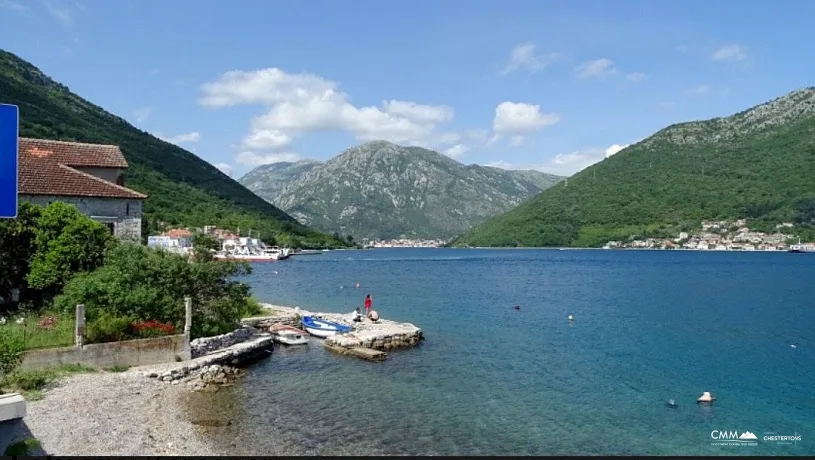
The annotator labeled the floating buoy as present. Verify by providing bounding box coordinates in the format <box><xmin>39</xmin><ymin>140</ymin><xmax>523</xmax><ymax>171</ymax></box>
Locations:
<box><xmin>568</xmin><ymin>314</ymin><xmax>574</xmax><ymax>321</ymax></box>
<box><xmin>791</xmin><ymin>344</ymin><xmax>797</xmax><ymax>349</ymax></box>
<box><xmin>273</xmin><ymin>271</ymin><xmax>278</xmax><ymax>275</ymax></box>
<box><xmin>666</xmin><ymin>399</ymin><xmax>678</xmax><ymax>408</ymax></box>
<box><xmin>355</xmin><ymin>282</ymin><xmax>360</xmax><ymax>288</ymax></box>
<box><xmin>513</xmin><ymin>305</ymin><xmax>520</xmax><ymax>310</ymax></box>
<box><xmin>697</xmin><ymin>391</ymin><xmax>715</xmax><ymax>403</ymax></box>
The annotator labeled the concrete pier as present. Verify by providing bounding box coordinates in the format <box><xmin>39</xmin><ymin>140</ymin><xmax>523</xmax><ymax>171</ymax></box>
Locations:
<box><xmin>247</xmin><ymin>304</ymin><xmax>424</xmax><ymax>359</ymax></box>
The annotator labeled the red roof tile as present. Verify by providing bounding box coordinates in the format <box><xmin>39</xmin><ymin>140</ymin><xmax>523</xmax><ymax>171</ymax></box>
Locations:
<box><xmin>18</xmin><ymin>138</ymin><xmax>147</xmax><ymax>200</ymax></box>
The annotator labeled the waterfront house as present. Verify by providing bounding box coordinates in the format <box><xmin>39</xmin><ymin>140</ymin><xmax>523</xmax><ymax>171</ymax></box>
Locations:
<box><xmin>18</xmin><ymin>138</ymin><xmax>147</xmax><ymax>242</ymax></box>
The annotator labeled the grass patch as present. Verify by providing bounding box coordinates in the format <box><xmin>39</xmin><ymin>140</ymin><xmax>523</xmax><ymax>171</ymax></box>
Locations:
<box><xmin>0</xmin><ymin>363</ymin><xmax>95</xmax><ymax>399</ymax></box>
<box><xmin>106</xmin><ymin>365</ymin><xmax>130</xmax><ymax>373</ymax></box>
<box><xmin>0</xmin><ymin>311</ymin><xmax>75</xmax><ymax>350</ymax></box>
<box><xmin>4</xmin><ymin>438</ymin><xmax>41</xmax><ymax>456</ymax></box>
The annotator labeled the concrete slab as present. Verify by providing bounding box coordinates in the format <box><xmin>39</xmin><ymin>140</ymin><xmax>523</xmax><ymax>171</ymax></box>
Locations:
<box><xmin>0</xmin><ymin>393</ymin><xmax>26</xmax><ymax>422</ymax></box>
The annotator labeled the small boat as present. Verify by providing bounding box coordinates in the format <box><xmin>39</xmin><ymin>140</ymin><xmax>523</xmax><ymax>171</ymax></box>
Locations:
<box><xmin>789</xmin><ymin>238</ymin><xmax>815</xmax><ymax>253</ymax></box>
<box><xmin>301</xmin><ymin>315</ymin><xmax>352</xmax><ymax>338</ymax></box>
<box><xmin>269</xmin><ymin>324</ymin><xmax>309</xmax><ymax>345</ymax></box>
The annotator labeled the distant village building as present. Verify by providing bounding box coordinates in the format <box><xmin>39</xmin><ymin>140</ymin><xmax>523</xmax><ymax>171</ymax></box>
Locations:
<box><xmin>147</xmin><ymin>228</ymin><xmax>194</xmax><ymax>253</ymax></box>
<box><xmin>17</xmin><ymin>138</ymin><xmax>147</xmax><ymax>242</ymax></box>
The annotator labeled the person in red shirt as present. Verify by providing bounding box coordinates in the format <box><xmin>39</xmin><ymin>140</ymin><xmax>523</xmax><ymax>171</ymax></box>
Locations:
<box><xmin>364</xmin><ymin>294</ymin><xmax>372</xmax><ymax>314</ymax></box>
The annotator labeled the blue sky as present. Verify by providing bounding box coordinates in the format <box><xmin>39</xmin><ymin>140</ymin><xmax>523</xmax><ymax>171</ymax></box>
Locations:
<box><xmin>2</xmin><ymin>0</ymin><xmax>815</xmax><ymax>178</ymax></box>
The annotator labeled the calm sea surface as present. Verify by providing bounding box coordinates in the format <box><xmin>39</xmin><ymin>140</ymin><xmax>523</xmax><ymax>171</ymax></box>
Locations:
<box><xmin>183</xmin><ymin>248</ymin><xmax>815</xmax><ymax>456</ymax></box>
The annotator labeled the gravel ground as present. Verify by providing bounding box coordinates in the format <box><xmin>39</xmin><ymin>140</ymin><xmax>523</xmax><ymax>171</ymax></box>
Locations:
<box><xmin>12</xmin><ymin>371</ymin><xmax>223</xmax><ymax>456</ymax></box>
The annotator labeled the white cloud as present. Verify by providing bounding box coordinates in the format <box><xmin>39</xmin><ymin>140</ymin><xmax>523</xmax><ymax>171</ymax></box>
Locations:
<box><xmin>242</xmin><ymin>129</ymin><xmax>292</xmax><ymax>149</ymax></box>
<box><xmin>484</xmin><ymin>142</ymin><xmax>630</xmax><ymax>176</ymax></box>
<box><xmin>686</xmin><ymin>84</ymin><xmax>711</xmax><ymax>95</ymax></box>
<box><xmin>575</xmin><ymin>58</ymin><xmax>617</xmax><ymax>79</ymax></box>
<box><xmin>43</xmin><ymin>0</ymin><xmax>75</xmax><ymax>27</ymax></box>
<box><xmin>214</xmin><ymin>162</ymin><xmax>233</xmax><ymax>176</ymax></box>
<box><xmin>492</xmin><ymin>102</ymin><xmax>560</xmax><ymax>138</ymax></box>
<box><xmin>1</xmin><ymin>0</ymin><xmax>30</xmax><ymax>14</ymax></box>
<box><xmin>625</xmin><ymin>72</ymin><xmax>647</xmax><ymax>83</ymax></box>
<box><xmin>381</xmin><ymin>100</ymin><xmax>454</xmax><ymax>124</ymax></box>
<box><xmin>236</xmin><ymin>151</ymin><xmax>302</xmax><ymax>167</ymax></box>
<box><xmin>133</xmin><ymin>107</ymin><xmax>152</xmax><ymax>123</ymax></box>
<box><xmin>500</xmin><ymin>43</ymin><xmax>561</xmax><ymax>75</ymax></box>
<box><xmin>509</xmin><ymin>136</ymin><xmax>524</xmax><ymax>147</ymax></box>
<box><xmin>200</xmin><ymin>68</ymin><xmax>456</xmax><ymax>152</ymax></box>
<box><xmin>444</xmin><ymin>144</ymin><xmax>469</xmax><ymax>159</ymax></box>
<box><xmin>159</xmin><ymin>131</ymin><xmax>201</xmax><ymax>145</ymax></box>
<box><xmin>604</xmin><ymin>143</ymin><xmax>629</xmax><ymax>157</ymax></box>
<box><xmin>712</xmin><ymin>44</ymin><xmax>746</xmax><ymax>62</ymax></box>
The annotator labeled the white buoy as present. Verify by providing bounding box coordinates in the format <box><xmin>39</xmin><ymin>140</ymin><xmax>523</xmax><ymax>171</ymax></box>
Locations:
<box><xmin>568</xmin><ymin>314</ymin><xmax>574</xmax><ymax>321</ymax></box>
<box><xmin>791</xmin><ymin>344</ymin><xmax>797</xmax><ymax>349</ymax></box>
<box><xmin>697</xmin><ymin>391</ymin><xmax>715</xmax><ymax>403</ymax></box>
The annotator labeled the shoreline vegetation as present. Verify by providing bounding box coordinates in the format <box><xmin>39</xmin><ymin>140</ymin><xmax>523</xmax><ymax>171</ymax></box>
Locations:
<box><xmin>0</xmin><ymin>201</ymin><xmax>271</xmax><ymax>455</ymax></box>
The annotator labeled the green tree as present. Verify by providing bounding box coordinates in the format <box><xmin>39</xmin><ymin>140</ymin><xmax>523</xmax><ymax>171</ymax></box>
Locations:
<box><xmin>55</xmin><ymin>243</ymin><xmax>253</xmax><ymax>339</ymax></box>
<box><xmin>191</xmin><ymin>233</ymin><xmax>220</xmax><ymax>263</ymax></box>
<box><xmin>26</xmin><ymin>202</ymin><xmax>114</xmax><ymax>297</ymax></box>
<box><xmin>0</xmin><ymin>203</ymin><xmax>41</xmax><ymax>310</ymax></box>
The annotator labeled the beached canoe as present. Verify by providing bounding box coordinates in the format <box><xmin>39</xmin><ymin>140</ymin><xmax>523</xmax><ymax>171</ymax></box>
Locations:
<box><xmin>301</xmin><ymin>315</ymin><xmax>352</xmax><ymax>338</ymax></box>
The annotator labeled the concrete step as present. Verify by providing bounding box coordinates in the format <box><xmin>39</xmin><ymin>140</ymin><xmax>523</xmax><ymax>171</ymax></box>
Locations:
<box><xmin>0</xmin><ymin>393</ymin><xmax>26</xmax><ymax>422</ymax></box>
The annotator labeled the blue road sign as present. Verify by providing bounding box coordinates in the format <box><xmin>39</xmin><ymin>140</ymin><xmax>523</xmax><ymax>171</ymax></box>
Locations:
<box><xmin>0</xmin><ymin>104</ymin><xmax>19</xmax><ymax>218</ymax></box>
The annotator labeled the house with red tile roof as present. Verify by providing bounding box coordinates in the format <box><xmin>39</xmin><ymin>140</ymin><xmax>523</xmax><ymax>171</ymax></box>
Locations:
<box><xmin>18</xmin><ymin>137</ymin><xmax>148</xmax><ymax>242</ymax></box>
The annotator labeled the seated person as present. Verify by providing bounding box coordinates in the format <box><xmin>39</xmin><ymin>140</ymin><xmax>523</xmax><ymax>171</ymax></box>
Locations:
<box><xmin>352</xmin><ymin>308</ymin><xmax>362</xmax><ymax>322</ymax></box>
<box><xmin>367</xmin><ymin>309</ymin><xmax>380</xmax><ymax>322</ymax></box>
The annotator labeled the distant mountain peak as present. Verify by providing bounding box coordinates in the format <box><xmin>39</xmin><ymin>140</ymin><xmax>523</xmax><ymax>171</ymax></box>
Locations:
<box><xmin>240</xmin><ymin>142</ymin><xmax>564</xmax><ymax>239</ymax></box>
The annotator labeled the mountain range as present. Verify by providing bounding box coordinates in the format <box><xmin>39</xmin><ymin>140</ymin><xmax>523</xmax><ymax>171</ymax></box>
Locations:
<box><xmin>453</xmin><ymin>87</ymin><xmax>815</xmax><ymax>247</ymax></box>
<box><xmin>239</xmin><ymin>141</ymin><xmax>563</xmax><ymax>240</ymax></box>
<box><xmin>0</xmin><ymin>49</ymin><xmax>346</xmax><ymax>249</ymax></box>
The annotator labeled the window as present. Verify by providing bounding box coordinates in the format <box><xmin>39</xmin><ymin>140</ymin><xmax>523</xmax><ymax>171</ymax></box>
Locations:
<box><xmin>126</xmin><ymin>203</ymin><xmax>130</xmax><ymax>216</ymax></box>
<box><xmin>105</xmin><ymin>223</ymin><xmax>115</xmax><ymax>235</ymax></box>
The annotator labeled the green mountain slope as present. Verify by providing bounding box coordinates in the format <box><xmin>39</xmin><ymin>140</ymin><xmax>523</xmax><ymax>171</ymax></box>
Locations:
<box><xmin>0</xmin><ymin>49</ymin><xmax>346</xmax><ymax>248</ymax></box>
<box><xmin>238</xmin><ymin>141</ymin><xmax>564</xmax><ymax>240</ymax></box>
<box><xmin>452</xmin><ymin>88</ymin><xmax>815</xmax><ymax>247</ymax></box>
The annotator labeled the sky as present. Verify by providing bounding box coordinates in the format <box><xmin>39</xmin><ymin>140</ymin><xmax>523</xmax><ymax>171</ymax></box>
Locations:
<box><xmin>3</xmin><ymin>0</ymin><xmax>815</xmax><ymax>179</ymax></box>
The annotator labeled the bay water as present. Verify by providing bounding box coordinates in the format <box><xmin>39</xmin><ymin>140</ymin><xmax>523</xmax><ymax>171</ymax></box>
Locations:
<box><xmin>183</xmin><ymin>248</ymin><xmax>814</xmax><ymax>455</ymax></box>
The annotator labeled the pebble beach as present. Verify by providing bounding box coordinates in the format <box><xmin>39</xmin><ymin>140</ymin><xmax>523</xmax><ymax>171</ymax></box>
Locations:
<box><xmin>12</xmin><ymin>371</ymin><xmax>223</xmax><ymax>456</ymax></box>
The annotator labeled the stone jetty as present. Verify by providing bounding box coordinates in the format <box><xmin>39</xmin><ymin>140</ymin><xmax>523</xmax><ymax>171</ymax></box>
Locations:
<box><xmin>129</xmin><ymin>334</ymin><xmax>273</xmax><ymax>390</ymax></box>
<box><xmin>246</xmin><ymin>304</ymin><xmax>424</xmax><ymax>361</ymax></box>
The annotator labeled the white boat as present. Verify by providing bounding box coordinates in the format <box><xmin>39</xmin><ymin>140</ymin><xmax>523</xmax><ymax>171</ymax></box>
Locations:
<box><xmin>789</xmin><ymin>237</ymin><xmax>815</xmax><ymax>253</ymax></box>
<box><xmin>301</xmin><ymin>315</ymin><xmax>352</xmax><ymax>338</ymax></box>
<box><xmin>269</xmin><ymin>325</ymin><xmax>309</xmax><ymax>345</ymax></box>
<box><xmin>214</xmin><ymin>236</ymin><xmax>282</xmax><ymax>262</ymax></box>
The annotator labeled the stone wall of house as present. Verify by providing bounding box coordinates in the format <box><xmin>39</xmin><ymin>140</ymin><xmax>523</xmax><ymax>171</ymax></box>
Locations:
<box><xmin>73</xmin><ymin>167</ymin><xmax>124</xmax><ymax>184</ymax></box>
<box><xmin>20</xmin><ymin>195</ymin><xmax>143</xmax><ymax>242</ymax></box>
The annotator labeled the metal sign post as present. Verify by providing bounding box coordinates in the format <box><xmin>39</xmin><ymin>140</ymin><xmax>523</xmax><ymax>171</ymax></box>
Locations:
<box><xmin>0</xmin><ymin>104</ymin><xmax>19</xmax><ymax>219</ymax></box>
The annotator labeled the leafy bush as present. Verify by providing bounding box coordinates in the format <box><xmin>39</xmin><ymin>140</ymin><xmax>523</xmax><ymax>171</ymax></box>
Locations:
<box><xmin>0</xmin><ymin>333</ymin><xmax>24</xmax><ymax>377</ymax></box>
<box><xmin>55</xmin><ymin>243</ymin><xmax>253</xmax><ymax>340</ymax></box>
<box><xmin>2</xmin><ymin>369</ymin><xmax>54</xmax><ymax>391</ymax></box>
<box><xmin>242</xmin><ymin>296</ymin><xmax>265</xmax><ymax>317</ymax></box>
<box><xmin>85</xmin><ymin>312</ymin><xmax>135</xmax><ymax>344</ymax></box>
<box><xmin>27</xmin><ymin>202</ymin><xmax>114</xmax><ymax>296</ymax></box>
